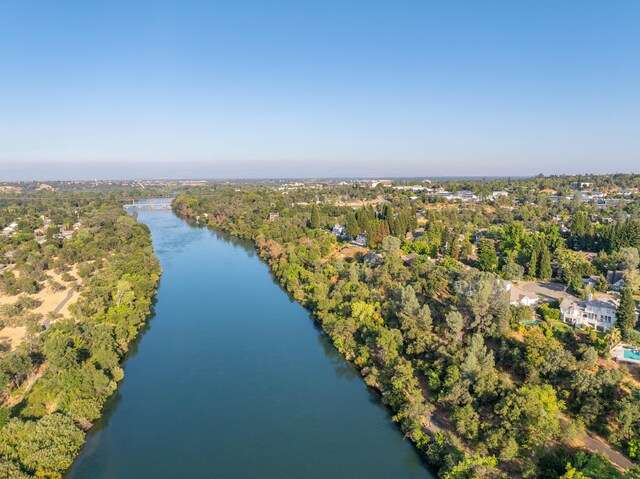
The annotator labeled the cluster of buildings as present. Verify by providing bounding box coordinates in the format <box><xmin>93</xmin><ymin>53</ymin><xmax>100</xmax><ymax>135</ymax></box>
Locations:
<box><xmin>276</xmin><ymin>182</ymin><xmax>325</xmax><ymax>192</ymax></box>
<box><xmin>418</xmin><ymin>189</ymin><xmax>508</xmax><ymax>203</ymax></box>
<box><xmin>548</xmin><ymin>192</ymin><xmax>633</xmax><ymax>207</ymax></box>
<box><xmin>1</xmin><ymin>222</ymin><xmax>19</xmax><ymax>236</ymax></box>
<box><xmin>1</xmin><ymin>216</ymin><xmax>81</xmax><ymax>244</ymax></box>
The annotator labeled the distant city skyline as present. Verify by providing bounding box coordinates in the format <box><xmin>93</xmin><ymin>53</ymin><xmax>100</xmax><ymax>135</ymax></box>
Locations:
<box><xmin>1</xmin><ymin>1</ymin><xmax>639</xmax><ymax>180</ymax></box>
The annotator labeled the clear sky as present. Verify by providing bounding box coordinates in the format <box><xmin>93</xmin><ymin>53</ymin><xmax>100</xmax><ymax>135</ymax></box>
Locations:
<box><xmin>0</xmin><ymin>0</ymin><xmax>639</xmax><ymax>180</ymax></box>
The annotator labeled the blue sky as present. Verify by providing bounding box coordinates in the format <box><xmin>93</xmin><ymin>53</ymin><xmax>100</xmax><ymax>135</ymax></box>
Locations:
<box><xmin>0</xmin><ymin>0</ymin><xmax>639</xmax><ymax>180</ymax></box>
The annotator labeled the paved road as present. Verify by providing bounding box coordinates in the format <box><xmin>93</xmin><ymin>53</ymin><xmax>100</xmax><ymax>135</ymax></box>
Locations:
<box><xmin>42</xmin><ymin>287</ymin><xmax>75</xmax><ymax>329</ymax></box>
<box><xmin>515</xmin><ymin>281</ymin><xmax>567</xmax><ymax>303</ymax></box>
<box><xmin>53</xmin><ymin>287</ymin><xmax>75</xmax><ymax>313</ymax></box>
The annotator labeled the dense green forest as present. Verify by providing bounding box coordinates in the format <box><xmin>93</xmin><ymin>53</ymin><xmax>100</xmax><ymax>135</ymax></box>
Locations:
<box><xmin>0</xmin><ymin>192</ymin><xmax>160</xmax><ymax>478</ymax></box>
<box><xmin>174</xmin><ymin>175</ymin><xmax>640</xmax><ymax>479</ymax></box>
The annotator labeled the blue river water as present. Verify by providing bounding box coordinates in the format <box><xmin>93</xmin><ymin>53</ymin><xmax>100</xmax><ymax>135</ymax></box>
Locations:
<box><xmin>66</xmin><ymin>200</ymin><xmax>433</xmax><ymax>478</ymax></box>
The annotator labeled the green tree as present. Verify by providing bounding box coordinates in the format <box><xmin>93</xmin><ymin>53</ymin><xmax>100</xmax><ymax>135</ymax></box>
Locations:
<box><xmin>528</xmin><ymin>247</ymin><xmax>538</xmax><ymax>278</ymax></box>
<box><xmin>605</xmin><ymin>327</ymin><xmax>622</xmax><ymax>348</ymax></box>
<box><xmin>452</xmin><ymin>404</ymin><xmax>480</xmax><ymax>440</ymax></box>
<box><xmin>496</xmin><ymin>383</ymin><xmax>564</xmax><ymax>453</ymax></box>
<box><xmin>382</xmin><ymin>236</ymin><xmax>401</xmax><ymax>255</ymax></box>
<box><xmin>0</xmin><ymin>414</ymin><xmax>85</xmax><ymax>477</ymax></box>
<box><xmin>617</xmin><ymin>287</ymin><xmax>637</xmax><ymax>339</ymax></box>
<box><xmin>445</xmin><ymin>310</ymin><xmax>464</xmax><ymax>341</ymax></box>
<box><xmin>309</xmin><ymin>205</ymin><xmax>320</xmax><ymax>229</ymax></box>
<box><xmin>477</xmin><ymin>239</ymin><xmax>498</xmax><ymax>273</ymax></box>
<box><xmin>502</xmin><ymin>261</ymin><xmax>524</xmax><ymax>280</ymax></box>
<box><xmin>539</xmin><ymin>245</ymin><xmax>553</xmax><ymax>280</ymax></box>
<box><xmin>569</xmin><ymin>211</ymin><xmax>594</xmax><ymax>250</ymax></box>
<box><xmin>345</xmin><ymin>210</ymin><xmax>360</xmax><ymax>238</ymax></box>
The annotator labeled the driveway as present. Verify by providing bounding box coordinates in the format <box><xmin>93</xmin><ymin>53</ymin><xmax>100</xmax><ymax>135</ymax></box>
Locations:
<box><xmin>513</xmin><ymin>281</ymin><xmax>568</xmax><ymax>303</ymax></box>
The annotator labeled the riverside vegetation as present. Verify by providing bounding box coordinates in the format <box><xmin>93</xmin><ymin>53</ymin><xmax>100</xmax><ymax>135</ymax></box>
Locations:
<box><xmin>174</xmin><ymin>175</ymin><xmax>640</xmax><ymax>479</ymax></box>
<box><xmin>0</xmin><ymin>192</ymin><xmax>161</xmax><ymax>478</ymax></box>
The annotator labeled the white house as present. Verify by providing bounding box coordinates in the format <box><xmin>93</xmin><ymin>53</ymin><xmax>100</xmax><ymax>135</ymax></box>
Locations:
<box><xmin>353</xmin><ymin>233</ymin><xmax>367</xmax><ymax>247</ymax></box>
<box><xmin>560</xmin><ymin>295</ymin><xmax>618</xmax><ymax>332</ymax></box>
<box><xmin>570</xmin><ymin>181</ymin><xmax>593</xmax><ymax>189</ymax></box>
<box><xmin>489</xmin><ymin>191</ymin><xmax>509</xmax><ymax>200</ymax></box>
<box><xmin>505</xmin><ymin>282</ymin><xmax>539</xmax><ymax>307</ymax></box>
<box><xmin>331</xmin><ymin>224</ymin><xmax>347</xmax><ymax>238</ymax></box>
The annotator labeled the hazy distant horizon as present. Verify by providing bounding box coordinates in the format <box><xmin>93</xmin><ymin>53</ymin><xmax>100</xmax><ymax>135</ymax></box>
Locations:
<box><xmin>0</xmin><ymin>159</ymin><xmax>635</xmax><ymax>183</ymax></box>
<box><xmin>0</xmin><ymin>159</ymin><xmax>638</xmax><ymax>183</ymax></box>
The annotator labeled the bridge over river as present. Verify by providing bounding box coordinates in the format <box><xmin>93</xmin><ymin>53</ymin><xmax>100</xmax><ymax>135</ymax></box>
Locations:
<box><xmin>123</xmin><ymin>202</ymin><xmax>172</xmax><ymax>210</ymax></box>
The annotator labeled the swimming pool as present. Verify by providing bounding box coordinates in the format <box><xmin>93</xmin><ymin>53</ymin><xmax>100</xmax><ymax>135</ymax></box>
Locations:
<box><xmin>522</xmin><ymin>320</ymin><xmax>541</xmax><ymax>326</ymax></box>
<box><xmin>623</xmin><ymin>349</ymin><xmax>640</xmax><ymax>361</ymax></box>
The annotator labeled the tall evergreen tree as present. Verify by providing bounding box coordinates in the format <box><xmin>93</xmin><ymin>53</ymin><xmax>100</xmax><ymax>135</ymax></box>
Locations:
<box><xmin>539</xmin><ymin>245</ymin><xmax>552</xmax><ymax>280</ymax></box>
<box><xmin>345</xmin><ymin>210</ymin><xmax>360</xmax><ymax>238</ymax></box>
<box><xmin>528</xmin><ymin>248</ymin><xmax>538</xmax><ymax>278</ymax></box>
<box><xmin>309</xmin><ymin>205</ymin><xmax>320</xmax><ymax>229</ymax></box>
<box><xmin>379</xmin><ymin>203</ymin><xmax>394</xmax><ymax>223</ymax></box>
<box><xmin>617</xmin><ymin>287</ymin><xmax>637</xmax><ymax>339</ymax></box>
<box><xmin>569</xmin><ymin>210</ymin><xmax>594</xmax><ymax>250</ymax></box>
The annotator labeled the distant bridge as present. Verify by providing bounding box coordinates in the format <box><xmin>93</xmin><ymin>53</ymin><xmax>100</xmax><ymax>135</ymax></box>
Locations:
<box><xmin>123</xmin><ymin>203</ymin><xmax>172</xmax><ymax>210</ymax></box>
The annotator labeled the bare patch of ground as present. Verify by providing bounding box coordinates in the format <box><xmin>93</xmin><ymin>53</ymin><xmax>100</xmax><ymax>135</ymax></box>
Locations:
<box><xmin>0</xmin><ymin>326</ymin><xmax>26</xmax><ymax>350</ymax></box>
<box><xmin>0</xmin><ymin>266</ymin><xmax>80</xmax><ymax>349</ymax></box>
<box><xmin>324</xmin><ymin>244</ymin><xmax>369</xmax><ymax>262</ymax></box>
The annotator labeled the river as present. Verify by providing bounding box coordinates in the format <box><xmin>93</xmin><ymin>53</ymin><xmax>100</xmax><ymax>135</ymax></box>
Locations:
<box><xmin>66</xmin><ymin>200</ymin><xmax>434</xmax><ymax>479</ymax></box>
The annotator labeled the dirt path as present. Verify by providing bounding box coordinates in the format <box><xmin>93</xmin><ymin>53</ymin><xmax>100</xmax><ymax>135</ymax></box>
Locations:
<box><xmin>575</xmin><ymin>431</ymin><xmax>635</xmax><ymax>471</ymax></box>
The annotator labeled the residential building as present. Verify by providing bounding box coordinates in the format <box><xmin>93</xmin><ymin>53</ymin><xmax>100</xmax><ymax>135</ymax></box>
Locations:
<box><xmin>406</xmin><ymin>227</ymin><xmax>425</xmax><ymax>240</ymax></box>
<box><xmin>560</xmin><ymin>295</ymin><xmax>618</xmax><ymax>332</ymax></box>
<box><xmin>570</xmin><ymin>181</ymin><xmax>594</xmax><ymax>189</ymax></box>
<box><xmin>331</xmin><ymin>223</ymin><xmax>347</xmax><ymax>238</ymax></box>
<box><xmin>505</xmin><ymin>282</ymin><xmax>539</xmax><ymax>307</ymax></box>
<box><xmin>400</xmin><ymin>253</ymin><xmax>419</xmax><ymax>266</ymax></box>
<box><xmin>606</xmin><ymin>270</ymin><xmax>625</xmax><ymax>291</ymax></box>
<box><xmin>583</xmin><ymin>275</ymin><xmax>600</xmax><ymax>289</ymax></box>
<box><xmin>363</xmin><ymin>252</ymin><xmax>383</xmax><ymax>265</ymax></box>
<box><xmin>353</xmin><ymin>233</ymin><xmax>367</xmax><ymax>247</ymax></box>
